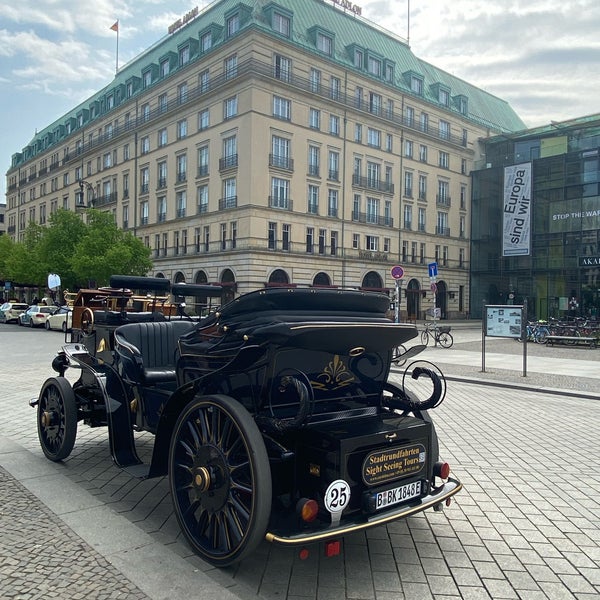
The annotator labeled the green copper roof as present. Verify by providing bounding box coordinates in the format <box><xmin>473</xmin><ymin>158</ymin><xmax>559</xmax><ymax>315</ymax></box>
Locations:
<box><xmin>11</xmin><ymin>0</ymin><xmax>525</xmax><ymax>167</ymax></box>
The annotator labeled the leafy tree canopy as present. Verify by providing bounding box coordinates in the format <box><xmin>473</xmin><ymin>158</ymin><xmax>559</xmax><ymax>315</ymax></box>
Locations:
<box><xmin>0</xmin><ymin>208</ymin><xmax>152</xmax><ymax>291</ymax></box>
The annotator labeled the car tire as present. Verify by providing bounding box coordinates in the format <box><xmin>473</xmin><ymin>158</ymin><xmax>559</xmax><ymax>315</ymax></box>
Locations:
<box><xmin>29</xmin><ymin>319</ymin><xmax>35</xmax><ymax>328</ymax></box>
<box><xmin>45</xmin><ymin>320</ymin><xmax>51</xmax><ymax>330</ymax></box>
<box><xmin>61</xmin><ymin>321</ymin><xmax>67</xmax><ymax>333</ymax></box>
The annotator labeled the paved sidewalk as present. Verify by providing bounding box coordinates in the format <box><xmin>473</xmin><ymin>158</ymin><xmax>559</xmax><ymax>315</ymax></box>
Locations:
<box><xmin>1</xmin><ymin>324</ymin><xmax>599</xmax><ymax>599</ymax></box>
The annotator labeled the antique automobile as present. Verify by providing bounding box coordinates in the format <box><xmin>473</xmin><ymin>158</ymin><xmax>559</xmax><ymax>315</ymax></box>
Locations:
<box><xmin>31</xmin><ymin>275</ymin><xmax>461</xmax><ymax>567</ymax></box>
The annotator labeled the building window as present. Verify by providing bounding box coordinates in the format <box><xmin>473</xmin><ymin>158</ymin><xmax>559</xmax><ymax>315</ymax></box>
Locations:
<box><xmin>176</xmin><ymin>154</ymin><xmax>187</xmax><ymax>182</ymax></box>
<box><xmin>309</xmin><ymin>108</ymin><xmax>320</xmax><ymax>129</ymax></box>
<box><xmin>330</xmin><ymin>76</ymin><xmax>340</xmax><ymax>100</ymax></box>
<box><xmin>158</xmin><ymin>196</ymin><xmax>167</xmax><ymax>222</ymax></box>
<box><xmin>308</xmin><ymin>184</ymin><xmax>319</xmax><ymax>214</ymax></box>
<box><xmin>404</xmin><ymin>140</ymin><xmax>413</xmax><ymax>158</ymax></box>
<box><xmin>355</xmin><ymin>123</ymin><xmax>362</xmax><ymax>143</ymax></box>
<box><xmin>353</xmin><ymin>233</ymin><xmax>360</xmax><ymax>249</ymax></box>
<box><xmin>329</xmin><ymin>115</ymin><xmax>340</xmax><ymax>136</ymax></box>
<box><xmin>308</xmin><ymin>145</ymin><xmax>320</xmax><ymax>177</ymax></box>
<box><xmin>439</xmin><ymin>151</ymin><xmax>449</xmax><ymax>169</ymax></box>
<box><xmin>198</xmin><ymin>108</ymin><xmax>209</xmax><ymax>130</ymax></box>
<box><xmin>271</xmin><ymin>135</ymin><xmax>290</xmax><ymax>169</ymax></box>
<box><xmin>420</xmin><ymin>243</ymin><xmax>426</xmax><ymax>264</ymax></box>
<box><xmin>418</xmin><ymin>207</ymin><xmax>426</xmax><ymax>232</ymax></box>
<box><xmin>404</xmin><ymin>171</ymin><xmax>413</xmax><ymax>197</ymax></box>
<box><xmin>439</xmin><ymin>120</ymin><xmax>451</xmax><ymax>140</ymax></box>
<box><xmin>368</xmin><ymin>56</ymin><xmax>381</xmax><ymax>76</ymax></box>
<box><xmin>160</xmin><ymin>59</ymin><xmax>170</xmax><ymax>77</ymax></box>
<box><xmin>366</xmin><ymin>235</ymin><xmax>379</xmax><ymax>251</ymax></box>
<box><xmin>306</xmin><ymin>227</ymin><xmax>314</xmax><ymax>253</ymax></box>
<box><xmin>436</xmin><ymin>211</ymin><xmax>449</xmax><ymax>236</ymax></box>
<box><xmin>223</xmin><ymin>135</ymin><xmax>237</xmax><ymax>169</ymax></box>
<box><xmin>224</xmin><ymin>96</ymin><xmax>238</xmax><ymax>119</ymax></box>
<box><xmin>268</xmin><ymin>222</ymin><xmax>277</xmax><ymax>250</ymax></box>
<box><xmin>420</xmin><ymin>112</ymin><xmax>429</xmax><ymax>133</ymax></box>
<box><xmin>403</xmin><ymin>204</ymin><xmax>412</xmax><ymax>230</ymax></box>
<box><xmin>282</xmin><ymin>224</ymin><xmax>291</xmax><ymax>251</ymax></box>
<box><xmin>140</xmin><ymin>201</ymin><xmax>149</xmax><ymax>225</ymax></box>
<box><xmin>158</xmin><ymin>128</ymin><xmax>167</xmax><ymax>147</ymax></box>
<box><xmin>419</xmin><ymin>145</ymin><xmax>428</xmax><ymax>163</ymax></box>
<box><xmin>203</xmin><ymin>226</ymin><xmax>210</xmax><ymax>252</ymax></box>
<box><xmin>201</xmin><ymin>31</ymin><xmax>212</xmax><ymax>51</ymax></box>
<box><xmin>354</xmin><ymin>48</ymin><xmax>363</xmax><ymax>68</ymax></box>
<box><xmin>367</xmin><ymin>128</ymin><xmax>381</xmax><ymax>148</ymax></box>
<box><xmin>227</xmin><ymin>13</ymin><xmax>240</xmax><ymax>36</ymax></box>
<box><xmin>224</xmin><ymin>54</ymin><xmax>238</xmax><ymax>79</ymax></box>
<box><xmin>459</xmin><ymin>247</ymin><xmax>465</xmax><ymax>267</ymax></box>
<box><xmin>198</xmin><ymin>145</ymin><xmax>209</xmax><ymax>177</ymax></box>
<box><xmin>140</xmin><ymin>167</ymin><xmax>149</xmax><ymax>194</ymax></box>
<box><xmin>461</xmin><ymin>158</ymin><xmax>467</xmax><ymax>175</ymax></box>
<box><xmin>369</xmin><ymin>92</ymin><xmax>382</xmax><ymax>115</ymax></box>
<box><xmin>200</xmin><ymin>69</ymin><xmax>210</xmax><ymax>92</ymax></box>
<box><xmin>386</xmin><ymin>134</ymin><xmax>393</xmax><ymax>152</ymax></box>
<box><xmin>179</xmin><ymin>45</ymin><xmax>190</xmax><ymax>66</ymax></box>
<box><xmin>419</xmin><ymin>175</ymin><xmax>427</xmax><ymax>201</ymax></box>
<box><xmin>177</xmin><ymin>119</ymin><xmax>187</xmax><ymax>139</ymax></box>
<box><xmin>230</xmin><ymin>221</ymin><xmax>237</xmax><ymax>249</ymax></box>
<box><xmin>438</xmin><ymin>181</ymin><xmax>450</xmax><ymax>205</ymax></box>
<box><xmin>223</xmin><ymin>177</ymin><xmax>237</xmax><ymax>208</ymax></box>
<box><xmin>366</xmin><ymin>197</ymin><xmax>379</xmax><ymax>224</ymax></box>
<box><xmin>328</xmin><ymin>189</ymin><xmax>338</xmax><ymax>217</ymax></box>
<box><xmin>176</xmin><ymin>190</ymin><xmax>186</xmax><ymax>218</ymax></box>
<box><xmin>411</xmin><ymin>75</ymin><xmax>423</xmax><ymax>95</ymax></box>
<box><xmin>158</xmin><ymin>161</ymin><xmax>167</xmax><ymax>188</ymax></box>
<box><xmin>198</xmin><ymin>184</ymin><xmax>208</xmax><ymax>213</ymax></box>
<box><xmin>318</xmin><ymin>229</ymin><xmax>326</xmax><ymax>255</ymax></box>
<box><xmin>460</xmin><ymin>185</ymin><xmax>467</xmax><ymax>208</ymax></box>
<box><xmin>273</xmin><ymin>12</ymin><xmax>290</xmax><ymax>37</ymax></box>
<box><xmin>273</xmin><ymin>95</ymin><xmax>291</xmax><ymax>120</ymax></box>
<box><xmin>317</xmin><ymin>32</ymin><xmax>332</xmax><ymax>55</ymax></box>
<box><xmin>328</xmin><ymin>151</ymin><xmax>339</xmax><ymax>181</ymax></box>
<box><xmin>140</xmin><ymin>136</ymin><xmax>149</xmax><ymax>155</ymax></box>
<box><xmin>274</xmin><ymin>54</ymin><xmax>291</xmax><ymax>81</ymax></box>
<box><xmin>439</xmin><ymin>88</ymin><xmax>450</xmax><ymax>106</ymax></box>
<box><xmin>406</xmin><ymin>106</ymin><xmax>414</xmax><ymax>127</ymax></box>
<box><xmin>310</xmin><ymin>68</ymin><xmax>321</xmax><ymax>93</ymax></box>
<box><xmin>178</xmin><ymin>82</ymin><xmax>188</xmax><ymax>104</ymax></box>
<box><xmin>271</xmin><ymin>177</ymin><xmax>290</xmax><ymax>209</ymax></box>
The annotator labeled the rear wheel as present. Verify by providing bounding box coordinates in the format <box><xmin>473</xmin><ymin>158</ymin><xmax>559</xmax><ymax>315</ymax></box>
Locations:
<box><xmin>391</xmin><ymin>344</ymin><xmax>407</xmax><ymax>366</ymax></box>
<box><xmin>37</xmin><ymin>377</ymin><xmax>78</xmax><ymax>461</ymax></box>
<box><xmin>438</xmin><ymin>332</ymin><xmax>453</xmax><ymax>348</ymax></box>
<box><xmin>169</xmin><ymin>394</ymin><xmax>272</xmax><ymax>567</ymax></box>
<box><xmin>45</xmin><ymin>320</ymin><xmax>51</xmax><ymax>330</ymax></box>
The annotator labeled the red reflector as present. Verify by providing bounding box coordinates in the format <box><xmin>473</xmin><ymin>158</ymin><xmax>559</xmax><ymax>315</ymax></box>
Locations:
<box><xmin>299</xmin><ymin>548</ymin><xmax>310</xmax><ymax>560</ymax></box>
<box><xmin>434</xmin><ymin>461</ymin><xmax>451</xmax><ymax>479</ymax></box>
<box><xmin>324</xmin><ymin>540</ymin><xmax>341</xmax><ymax>557</ymax></box>
<box><xmin>445</xmin><ymin>497</ymin><xmax>452</xmax><ymax>507</ymax></box>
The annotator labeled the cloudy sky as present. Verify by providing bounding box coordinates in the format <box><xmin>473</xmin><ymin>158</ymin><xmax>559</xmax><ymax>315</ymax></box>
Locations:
<box><xmin>1</xmin><ymin>0</ymin><xmax>599</xmax><ymax>202</ymax></box>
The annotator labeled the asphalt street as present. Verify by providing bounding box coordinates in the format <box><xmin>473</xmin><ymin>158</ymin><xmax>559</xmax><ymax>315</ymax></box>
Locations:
<box><xmin>0</xmin><ymin>322</ymin><xmax>599</xmax><ymax>599</ymax></box>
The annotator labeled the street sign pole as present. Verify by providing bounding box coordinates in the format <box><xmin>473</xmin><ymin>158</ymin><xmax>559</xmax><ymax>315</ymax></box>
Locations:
<box><xmin>390</xmin><ymin>265</ymin><xmax>404</xmax><ymax>323</ymax></box>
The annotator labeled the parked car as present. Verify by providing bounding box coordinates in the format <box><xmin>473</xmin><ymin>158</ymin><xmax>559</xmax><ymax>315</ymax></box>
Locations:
<box><xmin>0</xmin><ymin>302</ymin><xmax>29</xmax><ymax>324</ymax></box>
<box><xmin>45</xmin><ymin>306</ymin><xmax>73</xmax><ymax>332</ymax></box>
<box><xmin>19</xmin><ymin>305</ymin><xmax>58</xmax><ymax>327</ymax></box>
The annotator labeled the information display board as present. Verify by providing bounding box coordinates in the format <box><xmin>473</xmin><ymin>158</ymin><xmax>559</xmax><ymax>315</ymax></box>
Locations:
<box><xmin>485</xmin><ymin>305</ymin><xmax>523</xmax><ymax>338</ymax></box>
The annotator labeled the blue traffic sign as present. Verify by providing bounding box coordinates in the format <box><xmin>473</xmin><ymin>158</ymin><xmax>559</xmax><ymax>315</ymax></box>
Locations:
<box><xmin>428</xmin><ymin>262</ymin><xmax>438</xmax><ymax>279</ymax></box>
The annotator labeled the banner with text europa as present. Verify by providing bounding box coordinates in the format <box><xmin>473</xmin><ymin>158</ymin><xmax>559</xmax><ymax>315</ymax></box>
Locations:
<box><xmin>502</xmin><ymin>163</ymin><xmax>532</xmax><ymax>256</ymax></box>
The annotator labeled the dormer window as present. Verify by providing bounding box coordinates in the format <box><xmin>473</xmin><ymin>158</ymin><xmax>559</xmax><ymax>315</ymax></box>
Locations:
<box><xmin>317</xmin><ymin>32</ymin><xmax>333</xmax><ymax>55</ymax></box>
<box><xmin>201</xmin><ymin>31</ymin><xmax>212</xmax><ymax>51</ymax></box>
<box><xmin>179</xmin><ymin>45</ymin><xmax>190</xmax><ymax>66</ymax></box>
<box><xmin>354</xmin><ymin>48</ymin><xmax>363</xmax><ymax>68</ymax></box>
<box><xmin>411</xmin><ymin>75</ymin><xmax>423</xmax><ymax>95</ymax></box>
<box><xmin>143</xmin><ymin>70</ymin><xmax>152</xmax><ymax>87</ymax></box>
<box><xmin>439</xmin><ymin>87</ymin><xmax>450</xmax><ymax>106</ymax></box>
<box><xmin>227</xmin><ymin>13</ymin><xmax>240</xmax><ymax>36</ymax></box>
<box><xmin>273</xmin><ymin>11</ymin><xmax>290</xmax><ymax>37</ymax></box>
<box><xmin>454</xmin><ymin>94</ymin><xmax>468</xmax><ymax>115</ymax></box>
<box><xmin>384</xmin><ymin>60</ymin><xmax>395</xmax><ymax>83</ymax></box>
<box><xmin>160</xmin><ymin>59</ymin><xmax>170</xmax><ymax>77</ymax></box>
<box><xmin>368</xmin><ymin>56</ymin><xmax>381</xmax><ymax>77</ymax></box>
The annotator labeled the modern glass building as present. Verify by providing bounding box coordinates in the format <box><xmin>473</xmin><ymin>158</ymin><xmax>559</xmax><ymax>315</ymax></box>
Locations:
<box><xmin>471</xmin><ymin>114</ymin><xmax>600</xmax><ymax>319</ymax></box>
<box><xmin>5</xmin><ymin>0</ymin><xmax>524</xmax><ymax>317</ymax></box>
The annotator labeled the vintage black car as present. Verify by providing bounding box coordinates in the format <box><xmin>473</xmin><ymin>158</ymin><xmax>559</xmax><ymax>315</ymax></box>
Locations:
<box><xmin>31</xmin><ymin>275</ymin><xmax>461</xmax><ymax>567</ymax></box>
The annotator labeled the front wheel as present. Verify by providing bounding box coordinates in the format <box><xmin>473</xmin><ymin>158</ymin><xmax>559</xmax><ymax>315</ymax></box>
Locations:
<box><xmin>438</xmin><ymin>332</ymin><xmax>454</xmax><ymax>348</ymax></box>
<box><xmin>420</xmin><ymin>330</ymin><xmax>429</xmax><ymax>346</ymax></box>
<box><xmin>37</xmin><ymin>377</ymin><xmax>78</xmax><ymax>461</ymax></box>
<box><xmin>169</xmin><ymin>394</ymin><xmax>272</xmax><ymax>567</ymax></box>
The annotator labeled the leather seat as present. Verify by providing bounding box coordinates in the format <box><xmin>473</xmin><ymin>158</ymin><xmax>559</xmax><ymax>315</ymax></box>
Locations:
<box><xmin>115</xmin><ymin>321</ymin><xmax>195</xmax><ymax>384</ymax></box>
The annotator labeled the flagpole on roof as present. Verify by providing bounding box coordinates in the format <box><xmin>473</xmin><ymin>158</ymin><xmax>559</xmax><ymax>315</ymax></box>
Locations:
<box><xmin>110</xmin><ymin>20</ymin><xmax>119</xmax><ymax>74</ymax></box>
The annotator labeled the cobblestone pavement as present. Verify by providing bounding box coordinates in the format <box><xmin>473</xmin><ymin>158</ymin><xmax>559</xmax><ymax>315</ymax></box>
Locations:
<box><xmin>0</xmin><ymin>324</ymin><xmax>599</xmax><ymax>599</ymax></box>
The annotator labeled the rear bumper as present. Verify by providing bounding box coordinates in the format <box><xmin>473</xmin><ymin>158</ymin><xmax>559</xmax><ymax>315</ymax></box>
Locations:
<box><xmin>265</xmin><ymin>476</ymin><xmax>462</xmax><ymax>545</ymax></box>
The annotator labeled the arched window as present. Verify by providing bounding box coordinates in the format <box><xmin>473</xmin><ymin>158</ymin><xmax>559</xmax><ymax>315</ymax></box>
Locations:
<box><xmin>174</xmin><ymin>271</ymin><xmax>186</xmax><ymax>283</ymax></box>
<box><xmin>362</xmin><ymin>271</ymin><xmax>383</xmax><ymax>289</ymax></box>
<box><xmin>268</xmin><ymin>269</ymin><xmax>290</xmax><ymax>285</ymax></box>
<box><xmin>313</xmin><ymin>272</ymin><xmax>331</xmax><ymax>286</ymax></box>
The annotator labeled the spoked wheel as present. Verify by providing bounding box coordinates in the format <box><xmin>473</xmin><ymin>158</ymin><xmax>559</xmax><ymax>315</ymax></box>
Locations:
<box><xmin>37</xmin><ymin>377</ymin><xmax>78</xmax><ymax>461</ymax></box>
<box><xmin>80</xmin><ymin>307</ymin><xmax>94</xmax><ymax>335</ymax></box>
<box><xmin>438</xmin><ymin>332</ymin><xmax>454</xmax><ymax>348</ymax></box>
<box><xmin>169</xmin><ymin>394</ymin><xmax>272</xmax><ymax>567</ymax></box>
<box><xmin>420</xmin><ymin>330</ymin><xmax>429</xmax><ymax>346</ymax></box>
<box><xmin>391</xmin><ymin>344</ymin><xmax>408</xmax><ymax>366</ymax></box>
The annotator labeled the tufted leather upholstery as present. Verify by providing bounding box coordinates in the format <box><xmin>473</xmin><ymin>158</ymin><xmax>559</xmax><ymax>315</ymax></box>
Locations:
<box><xmin>115</xmin><ymin>320</ymin><xmax>195</xmax><ymax>384</ymax></box>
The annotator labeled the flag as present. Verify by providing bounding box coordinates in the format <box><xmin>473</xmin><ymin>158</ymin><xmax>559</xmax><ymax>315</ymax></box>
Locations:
<box><xmin>110</xmin><ymin>21</ymin><xmax>119</xmax><ymax>32</ymax></box>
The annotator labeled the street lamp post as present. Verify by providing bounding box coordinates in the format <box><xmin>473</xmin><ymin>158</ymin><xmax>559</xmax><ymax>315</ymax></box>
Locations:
<box><xmin>76</xmin><ymin>179</ymin><xmax>96</xmax><ymax>208</ymax></box>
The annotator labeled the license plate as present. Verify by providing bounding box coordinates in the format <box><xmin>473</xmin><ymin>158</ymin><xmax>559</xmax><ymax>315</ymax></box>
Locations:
<box><xmin>374</xmin><ymin>480</ymin><xmax>422</xmax><ymax>510</ymax></box>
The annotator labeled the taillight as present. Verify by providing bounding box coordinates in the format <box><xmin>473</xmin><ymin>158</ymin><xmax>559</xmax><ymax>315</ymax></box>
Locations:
<box><xmin>433</xmin><ymin>461</ymin><xmax>451</xmax><ymax>480</ymax></box>
<box><xmin>296</xmin><ymin>498</ymin><xmax>319</xmax><ymax>523</ymax></box>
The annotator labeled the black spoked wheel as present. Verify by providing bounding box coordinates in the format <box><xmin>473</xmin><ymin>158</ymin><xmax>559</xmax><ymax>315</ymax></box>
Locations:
<box><xmin>37</xmin><ymin>377</ymin><xmax>78</xmax><ymax>461</ymax></box>
<box><xmin>438</xmin><ymin>332</ymin><xmax>454</xmax><ymax>348</ymax></box>
<box><xmin>420</xmin><ymin>330</ymin><xmax>429</xmax><ymax>346</ymax></box>
<box><xmin>169</xmin><ymin>394</ymin><xmax>272</xmax><ymax>567</ymax></box>
<box><xmin>391</xmin><ymin>344</ymin><xmax>407</xmax><ymax>366</ymax></box>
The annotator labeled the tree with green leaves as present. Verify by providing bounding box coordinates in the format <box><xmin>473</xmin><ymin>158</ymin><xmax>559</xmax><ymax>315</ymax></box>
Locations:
<box><xmin>1</xmin><ymin>208</ymin><xmax>152</xmax><ymax>290</ymax></box>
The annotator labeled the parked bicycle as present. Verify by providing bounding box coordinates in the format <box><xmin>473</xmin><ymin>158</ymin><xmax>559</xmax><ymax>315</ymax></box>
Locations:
<box><xmin>516</xmin><ymin>320</ymin><xmax>549</xmax><ymax>344</ymax></box>
<box><xmin>421</xmin><ymin>323</ymin><xmax>453</xmax><ymax>348</ymax></box>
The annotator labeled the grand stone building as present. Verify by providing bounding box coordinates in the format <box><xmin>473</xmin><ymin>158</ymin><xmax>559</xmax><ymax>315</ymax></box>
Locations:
<box><xmin>4</xmin><ymin>0</ymin><xmax>524</xmax><ymax>318</ymax></box>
